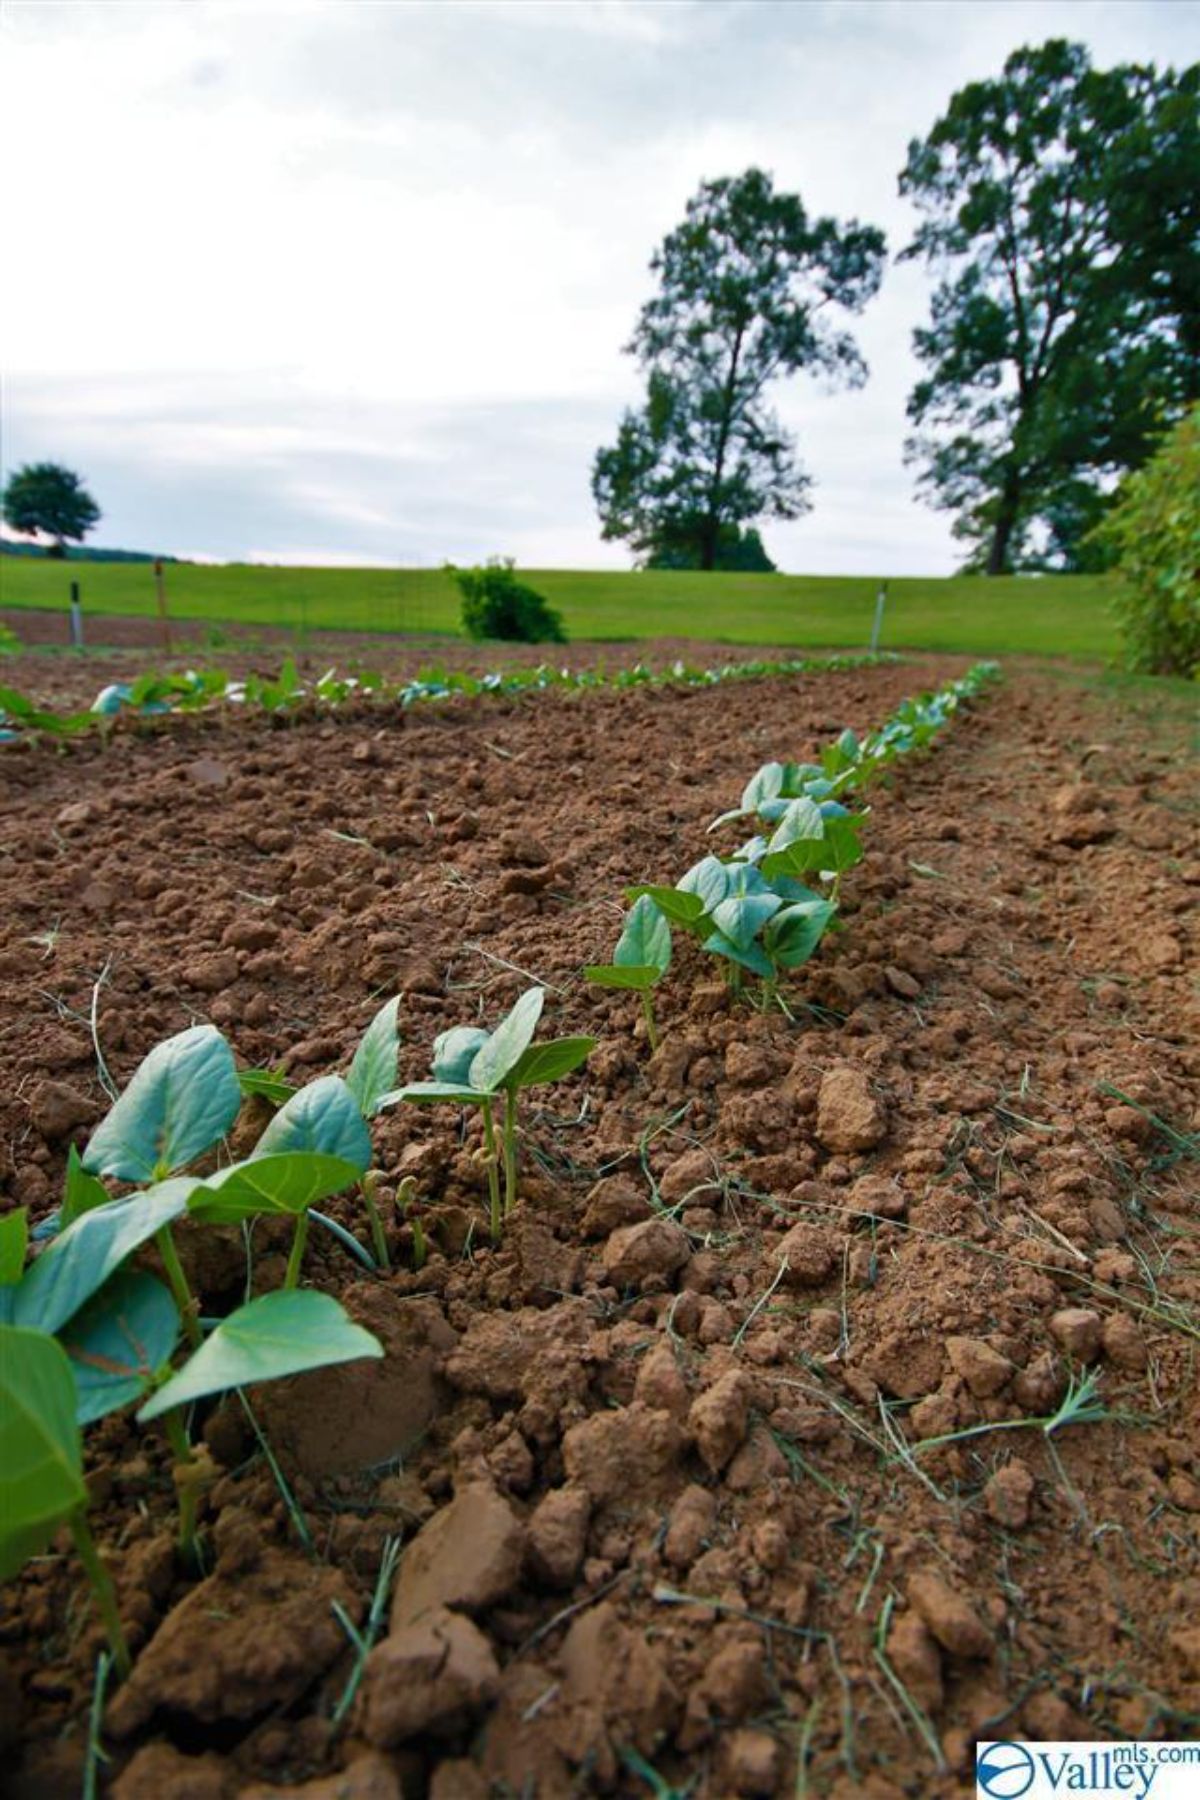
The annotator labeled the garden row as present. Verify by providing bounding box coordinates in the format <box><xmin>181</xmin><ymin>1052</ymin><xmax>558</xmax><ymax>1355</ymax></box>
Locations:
<box><xmin>0</xmin><ymin>661</ymin><xmax>999</xmax><ymax>1689</ymax></box>
<box><xmin>0</xmin><ymin>649</ymin><xmax>897</xmax><ymax>742</ymax></box>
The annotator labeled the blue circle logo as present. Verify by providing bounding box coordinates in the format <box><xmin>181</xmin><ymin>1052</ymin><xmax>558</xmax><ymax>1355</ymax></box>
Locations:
<box><xmin>977</xmin><ymin>1742</ymin><xmax>1036</xmax><ymax>1799</ymax></box>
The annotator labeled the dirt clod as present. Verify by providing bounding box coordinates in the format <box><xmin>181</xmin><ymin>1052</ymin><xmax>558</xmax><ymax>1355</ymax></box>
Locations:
<box><xmin>391</xmin><ymin>1482</ymin><xmax>525</xmax><ymax>1628</ymax></box>
<box><xmin>907</xmin><ymin>1571</ymin><xmax>993</xmax><ymax>1660</ymax></box>
<box><xmin>816</xmin><ymin>1065</ymin><xmax>886</xmax><ymax>1152</ymax></box>
<box><xmin>361</xmin><ymin>1606</ymin><xmax>501</xmax><ymax>1746</ymax></box>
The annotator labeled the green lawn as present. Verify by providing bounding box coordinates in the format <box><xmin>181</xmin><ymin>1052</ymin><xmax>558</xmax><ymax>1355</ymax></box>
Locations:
<box><xmin>0</xmin><ymin>558</ymin><xmax>1122</xmax><ymax>658</ymax></box>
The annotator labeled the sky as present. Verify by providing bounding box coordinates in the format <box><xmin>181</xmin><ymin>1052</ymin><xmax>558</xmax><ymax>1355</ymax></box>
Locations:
<box><xmin>2</xmin><ymin>0</ymin><xmax>1196</xmax><ymax>575</ymax></box>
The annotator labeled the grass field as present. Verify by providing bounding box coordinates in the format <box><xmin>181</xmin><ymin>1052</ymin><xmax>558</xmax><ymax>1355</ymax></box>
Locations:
<box><xmin>0</xmin><ymin>557</ymin><xmax>1123</xmax><ymax>658</ymax></box>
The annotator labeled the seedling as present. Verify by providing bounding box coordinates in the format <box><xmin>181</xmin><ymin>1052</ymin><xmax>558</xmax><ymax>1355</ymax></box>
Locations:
<box><xmin>0</xmin><ymin>1324</ymin><xmax>132</xmax><ymax>1675</ymax></box>
<box><xmin>585</xmin><ymin>894</ymin><xmax>672</xmax><ymax>1049</ymax></box>
<box><xmin>380</xmin><ymin>987</ymin><xmax>593</xmax><ymax>1239</ymax></box>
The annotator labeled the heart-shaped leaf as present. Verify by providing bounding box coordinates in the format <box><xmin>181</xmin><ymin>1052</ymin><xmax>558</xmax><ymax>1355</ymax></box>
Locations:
<box><xmin>765</xmin><ymin>797</ymin><xmax>827</xmax><ymax>858</ymax></box>
<box><xmin>432</xmin><ymin>1026</ymin><xmax>492</xmax><ymax>1087</ymax></box>
<box><xmin>187</xmin><ymin>1152</ymin><xmax>363</xmax><ymax>1224</ymax></box>
<box><xmin>614</xmin><ymin>895</ymin><xmax>672</xmax><ymax>974</ymax></box>
<box><xmin>766</xmin><ymin>899</ymin><xmax>837</xmax><ymax>968</ymax></box>
<box><xmin>508</xmin><ymin>1037</ymin><xmax>595</xmax><ymax>1089</ymax></box>
<box><xmin>469</xmin><ymin>989</ymin><xmax>544</xmax><ymax>1094</ymax></box>
<box><xmin>710</xmin><ymin>893</ymin><xmax>782</xmax><ymax>952</ymax></box>
<box><xmin>253</xmin><ymin>1077</ymin><xmax>372</xmax><ymax>1171</ymax></box>
<box><xmin>138</xmin><ymin>1290</ymin><xmax>383</xmax><ymax>1422</ymax></box>
<box><xmin>0</xmin><ymin>1326</ymin><xmax>86</xmax><ymax>1582</ymax></box>
<box><xmin>61</xmin><ymin>1270</ymin><xmax>180</xmax><ymax>1425</ymax></box>
<box><xmin>12</xmin><ymin>1181</ymin><xmax>196</xmax><ymax>1337</ymax></box>
<box><xmin>677</xmin><ymin>856</ymin><xmax>732</xmax><ymax>917</ymax></box>
<box><xmin>82</xmin><ymin>1025</ymin><xmax>241</xmax><ymax>1183</ymax></box>
<box><xmin>346</xmin><ymin>996</ymin><xmax>402</xmax><ymax>1117</ymax></box>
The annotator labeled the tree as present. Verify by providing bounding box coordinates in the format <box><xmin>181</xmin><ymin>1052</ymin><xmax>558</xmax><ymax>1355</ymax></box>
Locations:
<box><xmin>645</xmin><ymin>523</ymin><xmax>776</xmax><ymax>572</ymax></box>
<box><xmin>900</xmin><ymin>42</ymin><xmax>1199</xmax><ymax>575</ymax></box>
<box><xmin>593</xmin><ymin>169</ymin><xmax>886</xmax><ymax>571</ymax></box>
<box><xmin>1</xmin><ymin>463</ymin><xmax>101</xmax><ymax>557</ymax></box>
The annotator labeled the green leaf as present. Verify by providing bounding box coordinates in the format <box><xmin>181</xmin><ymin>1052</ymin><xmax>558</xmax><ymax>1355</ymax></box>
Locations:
<box><xmin>0</xmin><ymin>1326</ymin><xmax>87</xmax><ymax>1582</ymax></box>
<box><xmin>624</xmin><ymin>884</ymin><xmax>707</xmax><ymax>928</ymax></box>
<box><xmin>12</xmin><ymin>1181</ymin><xmax>196</xmax><ymax>1337</ymax></box>
<box><xmin>61</xmin><ymin>1145</ymin><xmax>110</xmax><ymax>1230</ymax></box>
<box><xmin>469</xmin><ymin>988</ymin><xmax>545</xmax><ymax>1094</ymax></box>
<box><xmin>765</xmin><ymin>899</ymin><xmax>837</xmax><ymax>968</ymax></box>
<box><xmin>82</xmin><ymin>1025</ymin><xmax>241</xmax><ymax>1182</ymax></box>
<box><xmin>187</xmin><ymin>1152</ymin><xmax>363</xmax><ymax>1225</ymax></box>
<box><xmin>710</xmin><ymin>892</ymin><xmax>781</xmax><ymax>951</ymax></box>
<box><xmin>431</xmin><ymin>1025</ymin><xmax>492</xmax><ymax>1087</ymax></box>
<box><xmin>584</xmin><ymin>962</ymin><xmax>659</xmax><ymax>993</ymax></box>
<box><xmin>253</xmin><ymin>1077</ymin><xmax>372</xmax><ymax>1171</ymax></box>
<box><xmin>613</xmin><ymin>895</ymin><xmax>671</xmax><ymax>974</ymax></box>
<box><xmin>508</xmin><ymin>1037</ymin><xmax>595</xmax><ymax>1089</ymax></box>
<box><xmin>138</xmin><ymin>1291</ymin><xmax>384</xmax><ymax>1422</ymax></box>
<box><xmin>0</xmin><ymin>1210</ymin><xmax>27</xmax><ymax>1285</ymax></box>
<box><xmin>346</xmin><ymin>996</ymin><xmax>402</xmax><ymax>1117</ymax></box>
<box><xmin>764</xmin><ymin>796</ymin><xmax>827</xmax><ymax>857</ymax></box>
<box><xmin>237</xmin><ymin>1068</ymin><xmax>298</xmax><ymax>1107</ymax></box>
<box><xmin>677</xmin><ymin>855</ymin><xmax>732</xmax><ymax>916</ymax></box>
<box><xmin>701</xmin><ymin>930</ymin><xmax>774</xmax><ymax>980</ymax></box>
<box><xmin>379</xmin><ymin>1080</ymin><xmax>489</xmax><ymax>1107</ymax></box>
<box><xmin>61</xmin><ymin>1270</ymin><xmax>180</xmax><ymax>1425</ymax></box>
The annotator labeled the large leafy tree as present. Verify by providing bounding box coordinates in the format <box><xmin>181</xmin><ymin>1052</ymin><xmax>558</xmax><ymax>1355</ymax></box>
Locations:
<box><xmin>593</xmin><ymin>169</ymin><xmax>886</xmax><ymax>570</ymax></box>
<box><xmin>901</xmin><ymin>42</ymin><xmax>1198</xmax><ymax>575</ymax></box>
<box><xmin>2</xmin><ymin>462</ymin><xmax>101</xmax><ymax>557</ymax></box>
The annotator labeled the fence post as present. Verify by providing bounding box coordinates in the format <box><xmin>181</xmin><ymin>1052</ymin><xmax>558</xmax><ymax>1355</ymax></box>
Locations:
<box><xmin>69</xmin><ymin>580</ymin><xmax>84</xmax><ymax>649</ymax></box>
<box><xmin>154</xmin><ymin>560</ymin><xmax>173</xmax><ymax>655</ymax></box>
<box><xmin>869</xmin><ymin>580</ymin><xmax>888</xmax><ymax>654</ymax></box>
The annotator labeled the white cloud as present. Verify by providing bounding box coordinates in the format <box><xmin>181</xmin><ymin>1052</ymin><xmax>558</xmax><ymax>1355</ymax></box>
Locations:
<box><xmin>1</xmin><ymin>0</ymin><xmax>1195</xmax><ymax>574</ymax></box>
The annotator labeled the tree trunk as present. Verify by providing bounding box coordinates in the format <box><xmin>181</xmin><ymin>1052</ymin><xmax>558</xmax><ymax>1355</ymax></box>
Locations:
<box><xmin>699</xmin><ymin>523</ymin><xmax>717</xmax><ymax>571</ymax></box>
<box><xmin>986</xmin><ymin>470</ymin><xmax>1022</xmax><ymax>575</ymax></box>
<box><xmin>46</xmin><ymin>541</ymin><xmax>67</xmax><ymax>559</ymax></box>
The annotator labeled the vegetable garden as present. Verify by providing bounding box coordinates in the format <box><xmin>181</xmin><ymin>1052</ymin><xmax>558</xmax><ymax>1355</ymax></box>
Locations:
<box><xmin>0</xmin><ymin>641</ymin><xmax>1196</xmax><ymax>1799</ymax></box>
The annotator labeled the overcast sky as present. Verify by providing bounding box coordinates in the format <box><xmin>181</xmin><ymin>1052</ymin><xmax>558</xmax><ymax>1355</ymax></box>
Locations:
<box><xmin>2</xmin><ymin>0</ymin><xmax>1195</xmax><ymax>574</ymax></box>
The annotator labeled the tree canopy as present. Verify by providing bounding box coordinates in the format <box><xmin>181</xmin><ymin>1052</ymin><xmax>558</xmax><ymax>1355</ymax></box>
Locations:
<box><xmin>900</xmin><ymin>41</ymin><xmax>1199</xmax><ymax>575</ymax></box>
<box><xmin>1</xmin><ymin>463</ymin><xmax>102</xmax><ymax>557</ymax></box>
<box><xmin>593</xmin><ymin>168</ymin><xmax>886</xmax><ymax>571</ymax></box>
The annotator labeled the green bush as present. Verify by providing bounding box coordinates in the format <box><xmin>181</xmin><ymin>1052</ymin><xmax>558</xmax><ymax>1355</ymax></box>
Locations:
<box><xmin>1092</xmin><ymin>408</ymin><xmax>1200</xmax><ymax>677</ymax></box>
<box><xmin>453</xmin><ymin>558</ymin><xmax>567</xmax><ymax>644</ymax></box>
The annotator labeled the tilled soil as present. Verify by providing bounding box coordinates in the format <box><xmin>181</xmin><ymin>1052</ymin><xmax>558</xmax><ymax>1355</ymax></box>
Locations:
<box><xmin>0</xmin><ymin>653</ymin><xmax>1197</xmax><ymax>1800</ymax></box>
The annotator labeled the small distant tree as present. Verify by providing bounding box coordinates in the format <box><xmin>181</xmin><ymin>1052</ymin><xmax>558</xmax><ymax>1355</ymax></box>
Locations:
<box><xmin>1090</xmin><ymin>407</ymin><xmax>1200</xmax><ymax>677</ymax></box>
<box><xmin>1</xmin><ymin>463</ymin><xmax>101</xmax><ymax>557</ymax></box>
<box><xmin>593</xmin><ymin>168</ymin><xmax>886</xmax><ymax>570</ymax></box>
<box><xmin>645</xmin><ymin>523</ymin><xmax>776</xmax><ymax>571</ymax></box>
<box><xmin>452</xmin><ymin>558</ymin><xmax>567</xmax><ymax>644</ymax></box>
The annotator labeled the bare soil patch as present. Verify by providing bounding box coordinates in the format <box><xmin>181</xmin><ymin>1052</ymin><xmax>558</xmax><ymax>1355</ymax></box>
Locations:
<box><xmin>0</xmin><ymin>657</ymin><xmax>1196</xmax><ymax>1798</ymax></box>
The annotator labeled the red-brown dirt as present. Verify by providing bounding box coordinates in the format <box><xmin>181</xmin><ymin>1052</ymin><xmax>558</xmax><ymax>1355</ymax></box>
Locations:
<box><xmin>0</xmin><ymin>646</ymin><xmax>1197</xmax><ymax>1800</ymax></box>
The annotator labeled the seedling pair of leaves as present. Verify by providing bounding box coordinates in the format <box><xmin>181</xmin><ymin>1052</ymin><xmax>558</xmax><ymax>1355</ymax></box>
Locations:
<box><xmin>584</xmin><ymin>894</ymin><xmax>672</xmax><ymax>1049</ymax></box>
<box><xmin>382</xmin><ymin>987</ymin><xmax>593</xmax><ymax>1240</ymax></box>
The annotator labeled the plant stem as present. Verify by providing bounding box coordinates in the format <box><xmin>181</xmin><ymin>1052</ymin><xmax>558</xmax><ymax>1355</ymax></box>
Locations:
<box><xmin>480</xmin><ymin>1098</ymin><xmax>502</xmax><ymax>1242</ymax></box>
<box><xmin>284</xmin><ymin>1211</ymin><xmax>310</xmax><ymax>1289</ymax></box>
<box><xmin>155</xmin><ymin>1224</ymin><xmax>201</xmax><ymax>1349</ymax></box>
<box><xmin>641</xmin><ymin>990</ymin><xmax>659</xmax><ymax>1052</ymax></box>
<box><xmin>162</xmin><ymin>1409</ymin><xmax>202</xmax><ymax>1568</ymax></box>
<box><xmin>502</xmin><ymin>1086</ymin><xmax>518</xmax><ymax>1217</ymax></box>
<box><xmin>360</xmin><ymin>1172</ymin><xmax>390</xmax><ymax>1271</ymax></box>
<box><xmin>68</xmin><ymin>1513</ymin><xmax>131</xmax><ymax>1679</ymax></box>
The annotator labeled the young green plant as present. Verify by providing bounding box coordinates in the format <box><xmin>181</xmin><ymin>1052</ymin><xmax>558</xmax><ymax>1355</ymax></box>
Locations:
<box><xmin>380</xmin><ymin>987</ymin><xmax>593</xmax><ymax>1240</ymax></box>
<box><xmin>585</xmin><ymin>894</ymin><xmax>671</xmax><ymax>1049</ymax></box>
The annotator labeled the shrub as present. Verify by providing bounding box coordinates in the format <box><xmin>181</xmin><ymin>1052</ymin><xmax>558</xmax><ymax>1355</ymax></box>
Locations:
<box><xmin>1092</xmin><ymin>408</ymin><xmax>1200</xmax><ymax>677</ymax></box>
<box><xmin>453</xmin><ymin>558</ymin><xmax>567</xmax><ymax>644</ymax></box>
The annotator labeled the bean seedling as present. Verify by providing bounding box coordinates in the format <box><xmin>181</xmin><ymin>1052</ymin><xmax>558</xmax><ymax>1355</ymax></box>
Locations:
<box><xmin>585</xmin><ymin>893</ymin><xmax>672</xmax><ymax>1049</ymax></box>
<box><xmin>380</xmin><ymin>987</ymin><xmax>593</xmax><ymax>1239</ymax></box>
